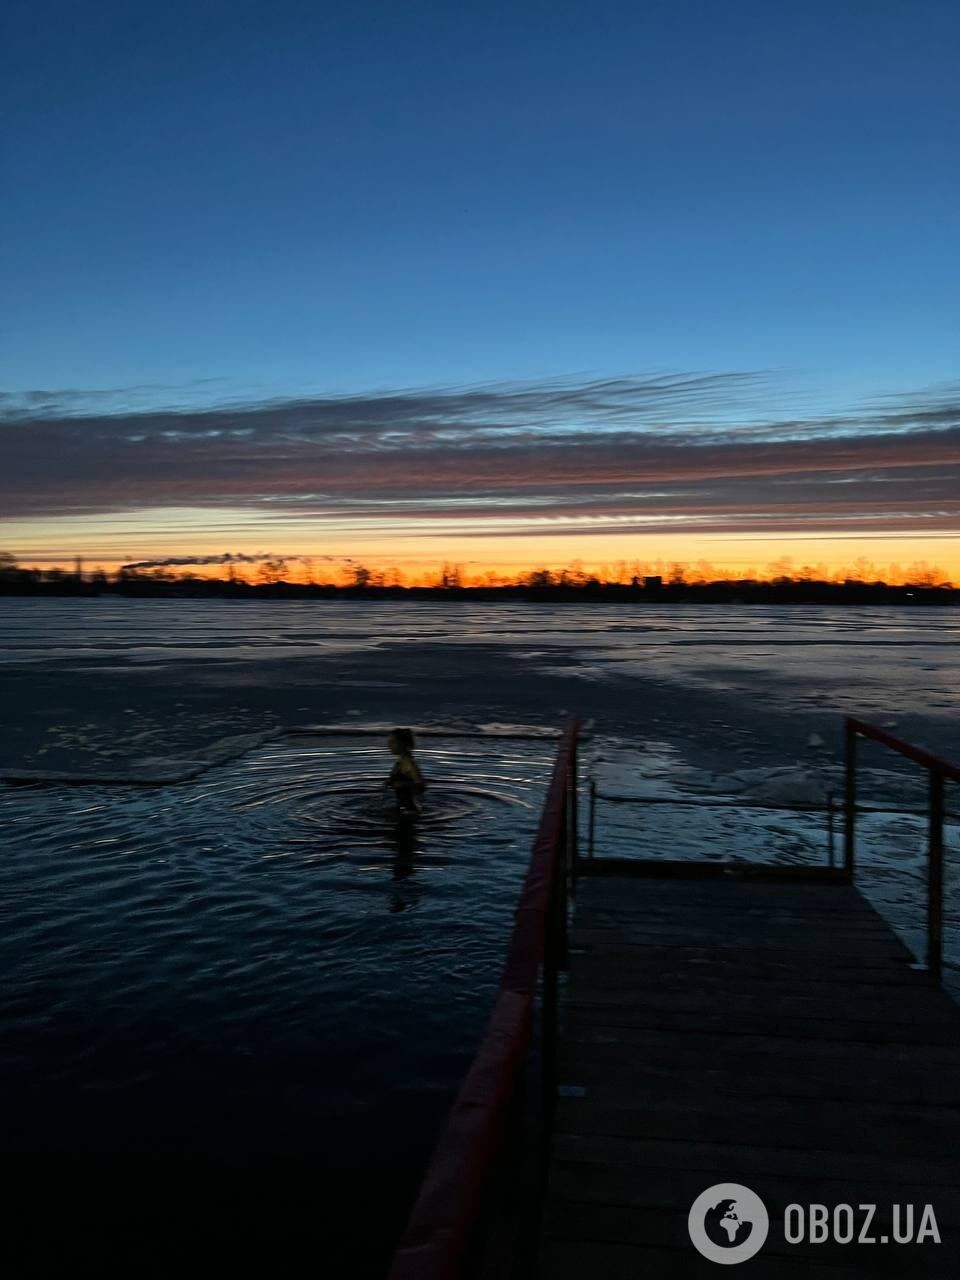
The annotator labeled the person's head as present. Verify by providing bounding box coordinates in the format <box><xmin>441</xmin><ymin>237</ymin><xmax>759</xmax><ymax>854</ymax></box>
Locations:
<box><xmin>387</xmin><ymin>727</ymin><xmax>416</xmax><ymax>756</ymax></box>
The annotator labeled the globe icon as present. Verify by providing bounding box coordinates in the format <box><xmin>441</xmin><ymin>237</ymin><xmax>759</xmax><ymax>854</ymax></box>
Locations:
<box><xmin>704</xmin><ymin>1198</ymin><xmax>754</xmax><ymax>1248</ymax></box>
<box><xmin>689</xmin><ymin>1182</ymin><xmax>769</xmax><ymax>1264</ymax></box>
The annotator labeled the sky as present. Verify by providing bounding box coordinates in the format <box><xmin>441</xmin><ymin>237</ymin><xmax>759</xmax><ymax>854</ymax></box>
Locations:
<box><xmin>2</xmin><ymin>0</ymin><xmax>959</xmax><ymax>580</ymax></box>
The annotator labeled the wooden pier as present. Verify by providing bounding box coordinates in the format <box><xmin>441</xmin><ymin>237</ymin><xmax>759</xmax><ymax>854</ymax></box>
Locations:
<box><xmin>389</xmin><ymin>720</ymin><xmax>958</xmax><ymax>1280</ymax></box>
<box><xmin>540</xmin><ymin>870</ymin><xmax>960</xmax><ymax>1279</ymax></box>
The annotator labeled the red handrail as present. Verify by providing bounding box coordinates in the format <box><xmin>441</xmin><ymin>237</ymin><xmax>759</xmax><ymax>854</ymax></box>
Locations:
<box><xmin>388</xmin><ymin>720</ymin><xmax>580</xmax><ymax>1280</ymax></box>
<box><xmin>844</xmin><ymin>717</ymin><xmax>958</xmax><ymax>984</ymax></box>
<box><xmin>846</xmin><ymin>717</ymin><xmax>960</xmax><ymax>785</ymax></box>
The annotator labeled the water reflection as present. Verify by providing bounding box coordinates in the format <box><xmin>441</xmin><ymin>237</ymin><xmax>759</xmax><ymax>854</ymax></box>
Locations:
<box><xmin>389</xmin><ymin>812</ymin><xmax>420</xmax><ymax>913</ymax></box>
<box><xmin>0</xmin><ymin>731</ymin><xmax>554</xmax><ymax>1277</ymax></box>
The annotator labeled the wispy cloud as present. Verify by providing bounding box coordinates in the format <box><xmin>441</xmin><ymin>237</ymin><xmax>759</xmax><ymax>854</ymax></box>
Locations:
<box><xmin>2</xmin><ymin>373</ymin><xmax>958</xmax><ymax>538</ymax></box>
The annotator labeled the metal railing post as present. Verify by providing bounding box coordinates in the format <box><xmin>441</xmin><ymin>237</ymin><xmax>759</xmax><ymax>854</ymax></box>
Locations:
<box><xmin>588</xmin><ymin>779</ymin><xmax>596</xmax><ymax>859</ymax></box>
<box><xmin>568</xmin><ymin>735</ymin><xmax>579</xmax><ymax>872</ymax></box>
<box><xmin>558</xmin><ymin>783</ymin><xmax>569</xmax><ymax>971</ymax></box>
<box><xmin>541</xmin><ymin>877</ymin><xmax>559</xmax><ymax>1158</ymax></box>
<box><xmin>844</xmin><ymin>720</ymin><xmax>857</xmax><ymax>882</ymax></box>
<box><xmin>928</xmin><ymin>770</ymin><xmax>945</xmax><ymax>984</ymax></box>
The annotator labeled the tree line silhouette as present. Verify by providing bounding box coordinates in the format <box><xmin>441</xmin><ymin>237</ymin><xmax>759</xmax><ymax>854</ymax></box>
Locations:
<box><xmin>0</xmin><ymin>550</ymin><xmax>956</xmax><ymax>605</ymax></box>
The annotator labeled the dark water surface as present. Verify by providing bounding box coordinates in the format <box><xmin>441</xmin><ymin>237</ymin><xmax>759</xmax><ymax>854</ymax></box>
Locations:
<box><xmin>1</xmin><ymin>734</ymin><xmax>552</xmax><ymax>1279</ymax></box>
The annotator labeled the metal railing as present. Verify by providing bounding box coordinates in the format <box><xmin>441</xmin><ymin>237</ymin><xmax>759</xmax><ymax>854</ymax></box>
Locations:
<box><xmin>583</xmin><ymin>718</ymin><xmax>957</xmax><ymax>983</ymax></box>
<box><xmin>845</xmin><ymin>717</ymin><xmax>960</xmax><ymax>984</ymax></box>
<box><xmin>387</xmin><ymin>720</ymin><xmax>580</xmax><ymax>1280</ymax></box>
<box><xmin>585</xmin><ymin>785</ymin><xmax>843</xmax><ymax>864</ymax></box>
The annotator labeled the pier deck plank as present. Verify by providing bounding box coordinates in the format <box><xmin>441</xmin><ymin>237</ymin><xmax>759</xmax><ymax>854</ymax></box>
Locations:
<box><xmin>540</xmin><ymin>874</ymin><xmax>960</xmax><ymax>1278</ymax></box>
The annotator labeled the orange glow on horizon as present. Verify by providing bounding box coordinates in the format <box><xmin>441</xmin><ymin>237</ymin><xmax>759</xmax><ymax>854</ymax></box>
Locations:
<box><xmin>5</xmin><ymin>510</ymin><xmax>959</xmax><ymax>586</ymax></box>
<box><xmin>11</xmin><ymin>545</ymin><xmax>959</xmax><ymax>588</ymax></box>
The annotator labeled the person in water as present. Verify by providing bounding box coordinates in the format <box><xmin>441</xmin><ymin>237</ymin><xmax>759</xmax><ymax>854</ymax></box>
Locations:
<box><xmin>385</xmin><ymin>727</ymin><xmax>426</xmax><ymax>816</ymax></box>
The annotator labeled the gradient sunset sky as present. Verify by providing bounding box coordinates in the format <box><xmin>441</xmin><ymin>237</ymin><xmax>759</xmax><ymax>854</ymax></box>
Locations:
<box><xmin>2</xmin><ymin>1</ymin><xmax>958</xmax><ymax>580</ymax></box>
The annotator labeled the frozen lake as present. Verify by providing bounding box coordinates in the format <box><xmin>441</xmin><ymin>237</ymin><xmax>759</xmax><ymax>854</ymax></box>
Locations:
<box><xmin>2</xmin><ymin>598</ymin><xmax>958</xmax><ymax>725</ymax></box>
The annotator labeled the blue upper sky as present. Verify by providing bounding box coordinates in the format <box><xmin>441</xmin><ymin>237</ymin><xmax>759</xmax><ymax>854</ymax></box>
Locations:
<box><xmin>3</xmin><ymin>0</ymin><xmax>958</xmax><ymax>412</ymax></box>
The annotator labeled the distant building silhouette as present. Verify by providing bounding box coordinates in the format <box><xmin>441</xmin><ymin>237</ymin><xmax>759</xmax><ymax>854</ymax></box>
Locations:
<box><xmin>644</xmin><ymin>575</ymin><xmax>663</xmax><ymax>590</ymax></box>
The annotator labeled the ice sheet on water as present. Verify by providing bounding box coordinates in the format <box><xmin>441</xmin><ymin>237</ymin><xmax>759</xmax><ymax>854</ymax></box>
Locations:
<box><xmin>587</xmin><ymin>741</ymin><xmax>840</xmax><ymax>808</ymax></box>
<box><xmin>474</xmin><ymin>722</ymin><xmax>561</xmax><ymax>738</ymax></box>
<box><xmin>584</xmin><ymin>727</ymin><xmax>942</xmax><ymax>814</ymax></box>
<box><xmin>584</xmin><ymin>738</ymin><xmax>719</xmax><ymax>799</ymax></box>
<box><xmin>290</xmin><ymin>719</ymin><xmax>560</xmax><ymax>739</ymax></box>
<box><xmin>717</xmin><ymin>766</ymin><xmax>835</xmax><ymax>807</ymax></box>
